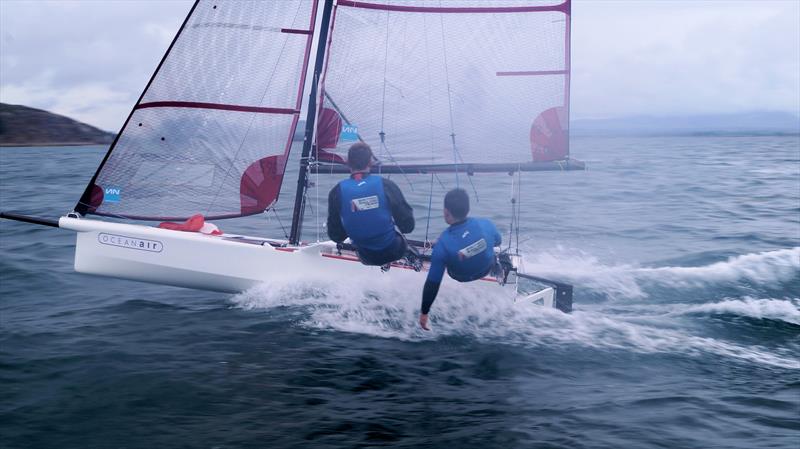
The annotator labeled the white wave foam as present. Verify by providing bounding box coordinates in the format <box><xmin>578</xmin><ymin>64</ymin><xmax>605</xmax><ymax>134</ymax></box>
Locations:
<box><xmin>230</xmin><ymin>270</ymin><xmax>800</xmax><ymax>370</ymax></box>
<box><xmin>635</xmin><ymin>247</ymin><xmax>800</xmax><ymax>287</ymax></box>
<box><xmin>675</xmin><ymin>297</ymin><xmax>800</xmax><ymax>325</ymax></box>
<box><xmin>519</xmin><ymin>247</ymin><xmax>800</xmax><ymax>299</ymax></box>
<box><xmin>518</xmin><ymin>247</ymin><xmax>645</xmax><ymax>298</ymax></box>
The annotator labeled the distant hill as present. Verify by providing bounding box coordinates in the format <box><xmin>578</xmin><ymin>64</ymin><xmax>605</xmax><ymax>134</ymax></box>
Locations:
<box><xmin>0</xmin><ymin>103</ymin><xmax>114</xmax><ymax>146</ymax></box>
<box><xmin>571</xmin><ymin>111</ymin><xmax>800</xmax><ymax>136</ymax></box>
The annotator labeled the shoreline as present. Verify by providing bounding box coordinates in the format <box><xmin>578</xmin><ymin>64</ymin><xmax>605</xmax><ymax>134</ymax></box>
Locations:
<box><xmin>0</xmin><ymin>142</ymin><xmax>110</xmax><ymax>148</ymax></box>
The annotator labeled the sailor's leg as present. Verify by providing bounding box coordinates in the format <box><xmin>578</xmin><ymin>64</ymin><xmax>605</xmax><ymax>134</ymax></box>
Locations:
<box><xmin>354</xmin><ymin>236</ymin><xmax>404</xmax><ymax>270</ymax></box>
<box><xmin>398</xmin><ymin>234</ymin><xmax>422</xmax><ymax>272</ymax></box>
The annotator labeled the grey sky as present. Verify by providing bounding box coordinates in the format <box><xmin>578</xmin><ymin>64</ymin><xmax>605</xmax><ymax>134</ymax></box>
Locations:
<box><xmin>1</xmin><ymin>0</ymin><xmax>798</xmax><ymax>131</ymax></box>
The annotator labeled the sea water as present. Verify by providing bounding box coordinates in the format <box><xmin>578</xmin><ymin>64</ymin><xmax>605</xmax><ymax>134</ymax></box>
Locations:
<box><xmin>1</xmin><ymin>135</ymin><xmax>798</xmax><ymax>448</ymax></box>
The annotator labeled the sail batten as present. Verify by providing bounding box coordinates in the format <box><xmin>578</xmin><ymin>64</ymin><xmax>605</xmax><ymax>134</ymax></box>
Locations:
<box><xmin>135</xmin><ymin>102</ymin><xmax>300</xmax><ymax>115</ymax></box>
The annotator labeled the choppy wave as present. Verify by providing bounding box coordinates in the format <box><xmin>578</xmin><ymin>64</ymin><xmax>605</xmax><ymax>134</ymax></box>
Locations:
<box><xmin>231</xmin><ymin>251</ymin><xmax>800</xmax><ymax>370</ymax></box>
<box><xmin>520</xmin><ymin>247</ymin><xmax>800</xmax><ymax>299</ymax></box>
<box><xmin>674</xmin><ymin>297</ymin><xmax>800</xmax><ymax>325</ymax></box>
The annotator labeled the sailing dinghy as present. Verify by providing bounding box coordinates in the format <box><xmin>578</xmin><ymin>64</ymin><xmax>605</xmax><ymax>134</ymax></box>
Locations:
<box><xmin>1</xmin><ymin>0</ymin><xmax>582</xmax><ymax>313</ymax></box>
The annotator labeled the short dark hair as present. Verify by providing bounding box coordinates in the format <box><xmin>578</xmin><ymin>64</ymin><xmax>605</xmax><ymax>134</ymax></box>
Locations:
<box><xmin>347</xmin><ymin>142</ymin><xmax>372</xmax><ymax>170</ymax></box>
<box><xmin>444</xmin><ymin>188</ymin><xmax>469</xmax><ymax>220</ymax></box>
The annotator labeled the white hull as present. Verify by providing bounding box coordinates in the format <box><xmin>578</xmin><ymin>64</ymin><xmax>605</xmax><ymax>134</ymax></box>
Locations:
<box><xmin>58</xmin><ymin>217</ymin><xmax>561</xmax><ymax>308</ymax></box>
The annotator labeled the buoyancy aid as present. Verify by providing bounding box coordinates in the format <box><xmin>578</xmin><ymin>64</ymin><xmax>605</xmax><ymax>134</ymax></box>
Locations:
<box><xmin>338</xmin><ymin>174</ymin><xmax>396</xmax><ymax>251</ymax></box>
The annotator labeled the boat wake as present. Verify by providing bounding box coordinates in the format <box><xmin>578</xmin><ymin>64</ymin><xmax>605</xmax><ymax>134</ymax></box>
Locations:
<box><xmin>519</xmin><ymin>246</ymin><xmax>800</xmax><ymax>299</ymax></box>
<box><xmin>230</xmin><ymin>247</ymin><xmax>799</xmax><ymax>370</ymax></box>
<box><xmin>669</xmin><ymin>296</ymin><xmax>800</xmax><ymax>325</ymax></box>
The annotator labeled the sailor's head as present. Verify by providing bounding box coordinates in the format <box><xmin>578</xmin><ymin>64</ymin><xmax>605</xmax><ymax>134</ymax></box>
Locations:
<box><xmin>444</xmin><ymin>188</ymin><xmax>469</xmax><ymax>225</ymax></box>
<box><xmin>346</xmin><ymin>142</ymin><xmax>373</xmax><ymax>172</ymax></box>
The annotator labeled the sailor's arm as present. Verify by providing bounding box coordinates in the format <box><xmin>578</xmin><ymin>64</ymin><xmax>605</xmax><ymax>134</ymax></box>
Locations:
<box><xmin>326</xmin><ymin>185</ymin><xmax>348</xmax><ymax>243</ymax></box>
<box><xmin>419</xmin><ymin>247</ymin><xmax>446</xmax><ymax>330</ymax></box>
<box><xmin>382</xmin><ymin>178</ymin><xmax>415</xmax><ymax>234</ymax></box>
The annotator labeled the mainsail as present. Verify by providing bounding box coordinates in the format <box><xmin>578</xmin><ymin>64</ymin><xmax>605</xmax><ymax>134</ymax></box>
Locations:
<box><xmin>312</xmin><ymin>0</ymin><xmax>578</xmax><ymax>174</ymax></box>
<box><xmin>75</xmin><ymin>0</ymin><xmax>318</xmax><ymax>220</ymax></box>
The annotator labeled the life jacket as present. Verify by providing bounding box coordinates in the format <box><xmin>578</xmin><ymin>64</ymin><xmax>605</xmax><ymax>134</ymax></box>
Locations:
<box><xmin>339</xmin><ymin>174</ymin><xmax>396</xmax><ymax>251</ymax></box>
<box><xmin>439</xmin><ymin>218</ymin><xmax>496</xmax><ymax>282</ymax></box>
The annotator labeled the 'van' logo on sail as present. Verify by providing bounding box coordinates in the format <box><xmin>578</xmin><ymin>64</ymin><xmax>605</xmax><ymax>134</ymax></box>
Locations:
<box><xmin>340</xmin><ymin>124</ymin><xmax>358</xmax><ymax>142</ymax></box>
<box><xmin>104</xmin><ymin>187</ymin><xmax>122</xmax><ymax>203</ymax></box>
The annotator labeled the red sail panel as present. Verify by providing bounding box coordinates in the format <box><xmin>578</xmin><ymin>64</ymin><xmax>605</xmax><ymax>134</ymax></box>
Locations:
<box><xmin>81</xmin><ymin>0</ymin><xmax>317</xmax><ymax>220</ymax></box>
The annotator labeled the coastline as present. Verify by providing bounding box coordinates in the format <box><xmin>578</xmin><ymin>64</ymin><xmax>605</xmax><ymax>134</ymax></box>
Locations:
<box><xmin>0</xmin><ymin>142</ymin><xmax>110</xmax><ymax>147</ymax></box>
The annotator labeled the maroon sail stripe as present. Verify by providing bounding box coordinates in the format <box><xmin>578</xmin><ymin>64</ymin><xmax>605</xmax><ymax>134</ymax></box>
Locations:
<box><xmin>135</xmin><ymin>101</ymin><xmax>299</xmax><ymax>115</ymax></box>
<box><xmin>281</xmin><ymin>28</ymin><xmax>311</xmax><ymax>35</ymax></box>
<box><xmin>337</xmin><ymin>0</ymin><xmax>569</xmax><ymax>14</ymax></box>
<box><xmin>496</xmin><ymin>70</ymin><xmax>568</xmax><ymax>77</ymax></box>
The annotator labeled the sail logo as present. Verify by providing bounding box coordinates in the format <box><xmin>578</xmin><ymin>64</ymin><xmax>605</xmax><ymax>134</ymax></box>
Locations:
<box><xmin>104</xmin><ymin>187</ymin><xmax>122</xmax><ymax>203</ymax></box>
<box><xmin>98</xmin><ymin>233</ymin><xmax>163</xmax><ymax>253</ymax></box>
<box><xmin>340</xmin><ymin>124</ymin><xmax>358</xmax><ymax>142</ymax></box>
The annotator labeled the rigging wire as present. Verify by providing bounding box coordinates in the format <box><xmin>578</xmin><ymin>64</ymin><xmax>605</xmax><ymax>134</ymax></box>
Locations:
<box><xmin>272</xmin><ymin>207</ymin><xmax>290</xmax><ymax>240</ymax></box>
<box><xmin>506</xmin><ymin>170</ymin><xmax>515</xmax><ymax>253</ymax></box>
<box><xmin>433</xmin><ymin>173</ymin><xmax>446</xmax><ymax>190</ymax></box>
<box><xmin>424</xmin><ymin>173</ymin><xmax>435</xmax><ymax>248</ymax></box>
<box><xmin>312</xmin><ymin>70</ymin><xmax>324</xmax><ymax>242</ymax></box>
<box><xmin>378</xmin><ymin>134</ymin><xmax>415</xmax><ymax>191</ymax></box>
<box><xmin>375</xmin><ymin>10</ymin><xmax>414</xmax><ymax>191</ymax></box>
<box><xmin>506</xmin><ymin>167</ymin><xmax>523</xmax><ymax>255</ymax></box>
<box><xmin>515</xmin><ymin>168</ymin><xmax>522</xmax><ymax>254</ymax></box>
<box><xmin>314</xmin><ymin>150</ymin><xmax>320</xmax><ymax>243</ymax></box>
<box><xmin>437</xmin><ymin>12</ymin><xmax>459</xmax><ymax>188</ymax></box>
<box><xmin>378</xmin><ymin>7</ymin><xmax>390</xmax><ymax>177</ymax></box>
<box><xmin>295</xmin><ymin>70</ymin><xmax>320</xmax><ymax>243</ymax></box>
<box><xmin>435</xmin><ymin>8</ymin><xmax>478</xmax><ymax>204</ymax></box>
<box><xmin>422</xmin><ymin>12</ymin><xmax>435</xmax><ymax>248</ymax></box>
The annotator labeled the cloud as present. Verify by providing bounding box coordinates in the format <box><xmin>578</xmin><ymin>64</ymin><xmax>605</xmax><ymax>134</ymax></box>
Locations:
<box><xmin>572</xmin><ymin>0</ymin><xmax>800</xmax><ymax>119</ymax></box>
<box><xmin>0</xmin><ymin>0</ymin><xmax>192</xmax><ymax>130</ymax></box>
<box><xmin>0</xmin><ymin>0</ymin><xmax>798</xmax><ymax>129</ymax></box>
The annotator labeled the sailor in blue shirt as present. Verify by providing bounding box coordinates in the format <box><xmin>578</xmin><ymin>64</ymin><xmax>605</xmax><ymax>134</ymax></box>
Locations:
<box><xmin>419</xmin><ymin>188</ymin><xmax>502</xmax><ymax>330</ymax></box>
<box><xmin>327</xmin><ymin>142</ymin><xmax>417</xmax><ymax>268</ymax></box>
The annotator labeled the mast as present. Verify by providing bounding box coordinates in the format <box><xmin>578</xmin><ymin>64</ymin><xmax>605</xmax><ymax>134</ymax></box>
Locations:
<box><xmin>289</xmin><ymin>0</ymin><xmax>335</xmax><ymax>245</ymax></box>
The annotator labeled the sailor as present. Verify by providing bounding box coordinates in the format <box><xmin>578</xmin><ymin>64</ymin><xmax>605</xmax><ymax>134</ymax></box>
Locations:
<box><xmin>418</xmin><ymin>188</ymin><xmax>504</xmax><ymax>330</ymax></box>
<box><xmin>327</xmin><ymin>142</ymin><xmax>418</xmax><ymax>269</ymax></box>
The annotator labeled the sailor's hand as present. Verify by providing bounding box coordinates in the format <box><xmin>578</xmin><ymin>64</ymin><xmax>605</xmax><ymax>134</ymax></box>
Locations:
<box><xmin>419</xmin><ymin>313</ymin><xmax>430</xmax><ymax>331</ymax></box>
